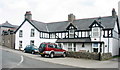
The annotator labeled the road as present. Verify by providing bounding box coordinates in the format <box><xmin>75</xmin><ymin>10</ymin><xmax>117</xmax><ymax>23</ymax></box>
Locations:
<box><xmin>0</xmin><ymin>47</ymin><xmax>119</xmax><ymax>70</ymax></box>
<box><xmin>1</xmin><ymin>49</ymin><xmax>96</xmax><ymax>70</ymax></box>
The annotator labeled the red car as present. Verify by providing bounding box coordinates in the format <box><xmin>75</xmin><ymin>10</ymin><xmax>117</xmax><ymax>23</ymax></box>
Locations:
<box><xmin>39</xmin><ymin>42</ymin><xmax>66</xmax><ymax>58</ymax></box>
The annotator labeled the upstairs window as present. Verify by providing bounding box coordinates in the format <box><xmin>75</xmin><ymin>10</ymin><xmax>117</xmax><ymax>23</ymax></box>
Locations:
<box><xmin>92</xmin><ymin>28</ymin><xmax>99</xmax><ymax>37</ymax></box>
<box><xmin>31</xmin><ymin>29</ymin><xmax>35</xmax><ymax>37</ymax></box>
<box><xmin>103</xmin><ymin>30</ymin><xmax>112</xmax><ymax>37</ymax></box>
<box><xmin>19</xmin><ymin>30</ymin><xmax>23</xmax><ymax>37</ymax></box>
<box><xmin>69</xmin><ymin>26</ymin><xmax>75</xmax><ymax>38</ymax></box>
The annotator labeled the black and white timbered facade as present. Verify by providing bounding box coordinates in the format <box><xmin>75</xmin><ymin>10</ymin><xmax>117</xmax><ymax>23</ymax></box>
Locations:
<box><xmin>15</xmin><ymin>9</ymin><xmax>120</xmax><ymax>56</ymax></box>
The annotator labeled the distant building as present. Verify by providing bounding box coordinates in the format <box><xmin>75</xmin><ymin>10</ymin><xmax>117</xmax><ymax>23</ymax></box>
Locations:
<box><xmin>15</xmin><ymin>9</ymin><xmax>120</xmax><ymax>56</ymax></box>
<box><xmin>0</xmin><ymin>21</ymin><xmax>18</xmax><ymax>48</ymax></box>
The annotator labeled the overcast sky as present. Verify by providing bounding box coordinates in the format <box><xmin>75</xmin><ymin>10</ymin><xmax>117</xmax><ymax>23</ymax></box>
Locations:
<box><xmin>0</xmin><ymin>0</ymin><xmax>120</xmax><ymax>25</ymax></box>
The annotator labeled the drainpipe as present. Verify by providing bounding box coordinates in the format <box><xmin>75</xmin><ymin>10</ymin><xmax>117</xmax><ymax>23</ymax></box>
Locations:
<box><xmin>108</xmin><ymin>36</ymin><xmax>109</xmax><ymax>53</ymax></box>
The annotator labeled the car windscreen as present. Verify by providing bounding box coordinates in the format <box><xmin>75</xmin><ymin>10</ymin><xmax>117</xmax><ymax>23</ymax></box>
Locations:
<box><xmin>39</xmin><ymin>44</ymin><xmax>46</xmax><ymax>48</ymax></box>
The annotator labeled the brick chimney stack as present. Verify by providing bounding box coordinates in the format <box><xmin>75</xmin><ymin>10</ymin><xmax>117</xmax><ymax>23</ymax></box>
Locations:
<box><xmin>112</xmin><ymin>8</ymin><xmax>116</xmax><ymax>18</ymax></box>
<box><xmin>25</xmin><ymin>11</ymin><xmax>32</xmax><ymax>20</ymax></box>
<box><xmin>68</xmin><ymin>13</ymin><xmax>75</xmax><ymax>22</ymax></box>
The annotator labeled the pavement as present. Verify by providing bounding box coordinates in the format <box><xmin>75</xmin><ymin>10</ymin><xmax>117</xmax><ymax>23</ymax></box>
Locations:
<box><xmin>0</xmin><ymin>46</ymin><xmax>119</xmax><ymax>69</ymax></box>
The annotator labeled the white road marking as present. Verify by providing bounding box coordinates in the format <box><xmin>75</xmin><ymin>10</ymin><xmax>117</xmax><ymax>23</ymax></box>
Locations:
<box><xmin>17</xmin><ymin>55</ymin><xmax>24</xmax><ymax>66</ymax></box>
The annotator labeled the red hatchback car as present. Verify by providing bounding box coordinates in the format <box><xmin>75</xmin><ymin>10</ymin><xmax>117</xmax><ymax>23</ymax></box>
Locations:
<box><xmin>39</xmin><ymin>42</ymin><xmax>66</xmax><ymax>58</ymax></box>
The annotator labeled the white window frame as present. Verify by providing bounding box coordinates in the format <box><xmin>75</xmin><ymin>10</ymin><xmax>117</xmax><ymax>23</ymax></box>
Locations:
<box><xmin>31</xmin><ymin>29</ymin><xmax>35</xmax><ymax>37</ymax></box>
<box><xmin>19</xmin><ymin>41</ymin><xmax>22</xmax><ymax>48</ymax></box>
<box><xmin>92</xmin><ymin>27</ymin><xmax>100</xmax><ymax>37</ymax></box>
<box><xmin>68</xmin><ymin>43</ymin><xmax>73</xmax><ymax>51</ymax></box>
<box><xmin>19</xmin><ymin>30</ymin><xmax>23</xmax><ymax>37</ymax></box>
<box><xmin>92</xmin><ymin>43</ymin><xmax>99</xmax><ymax>52</ymax></box>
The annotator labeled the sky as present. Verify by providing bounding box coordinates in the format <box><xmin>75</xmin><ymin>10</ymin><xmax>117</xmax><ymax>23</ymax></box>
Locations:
<box><xmin>0</xmin><ymin>0</ymin><xmax>120</xmax><ymax>25</ymax></box>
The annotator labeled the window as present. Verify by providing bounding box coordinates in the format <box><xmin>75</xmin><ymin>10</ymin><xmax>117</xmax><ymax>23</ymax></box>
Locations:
<box><xmin>82</xmin><ymin>43</ymin><xmax>85</xmax><ymax>47</ymax></box>
<box><xmin>93</xmin><ymin>48</ymin><xmax>98</xmax><ymax>52</ymax></box>
<box><xmin>30</xmin><ymin>40</ymin><xmax>34</xmax><ymax>45</ymax></box>
<box><xmin>93</xmin><ymin>43</ymin><xmax>98</xmax><ymax>47</ymax></box>
<box><xmin>103</xmin><ymin>30</ymin><xmax>112</xmax><ymax>37</ymax></box>
<box><xmin>48</xmin><ymin>44</ymin><xmax>54</xmax><ymax>48</ymax></box>
<box><xmin>19</xmin><ymin>30</ymin><xmax>23</xmax><ymax>37</ymax></box>
<box><xmin>19</xmin><ymin>41</ymin><xmax>22</xmax><ymax>48</ymax></box>
<box><xmin>73</xmin><ymin>43</ymin><xmax>76</xmax><ymax>51</ymax></box>
<box><xmin>92</xmin><ymin>28</ymin><xmax>99</xmax><ymax>37</ymax></box>
<box><xmin>50</xmin><ymin>33</ymin><xmax>55</xmax><ymax>38</ymax></box>
<box><xmin>31</xmin><ymin>29</ymin><xmax>35</xmax><ymax>37</ymax></box>
<box><xmin>69</xmin><ymin>29</ymin><xmax>74</xmax><ymax>38</ymax></box>
<box><xmin>68</xmin><ymin>43</ymin><xmax>72</xmax><ymax>51</ymax></box>
<box><xmin>55</xmin><ymin>45</ymin><xmax>62</xmax><ymax>49</ymax></box>
<box><xmin>39</xmin><ymin>44</ymin><xmax>46</xmax><ymax>48</ymax></box>
<box><xmin>92</xmin><ymin>43</ymin><xmax>98</xmax><ymax>52</ymax></box>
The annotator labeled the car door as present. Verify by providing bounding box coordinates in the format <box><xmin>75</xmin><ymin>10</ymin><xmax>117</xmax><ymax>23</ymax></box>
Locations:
<box><xmin>54</xmin><ymin>44</ymin><xmax>62</xmax><ymax>55</ymax></box>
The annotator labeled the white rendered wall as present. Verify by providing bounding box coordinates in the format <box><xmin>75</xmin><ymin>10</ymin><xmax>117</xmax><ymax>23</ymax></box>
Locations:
<box><xmin>76</xmin><ymin>43</ymin><xmax>92</xmax><ymax>52</ymax></box>
<box><xmin>15</xmin><ymin>21</ymin><xmax>57</xmax><ymax>50</ymax></box>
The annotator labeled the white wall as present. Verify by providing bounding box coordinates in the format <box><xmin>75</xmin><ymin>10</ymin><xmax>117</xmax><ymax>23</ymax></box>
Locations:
<box><xmin>112</xmin><ymin>21</ymin><xmax>119</xmax><ymax>56</ymax></box>
<box><xmin>15</xmin><ymin>21</ymin><xmax>57</xmax><ymax>50</ymax></box>
<box><xmin>76</xmin><ymin>43</ymin><xmax>92</xmax><ymax>52</ymax></box>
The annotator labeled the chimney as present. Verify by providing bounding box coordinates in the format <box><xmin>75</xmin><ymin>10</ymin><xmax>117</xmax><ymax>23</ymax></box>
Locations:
<box><xmin>112</xmin><ymin>8</ymin><xmax>116</xmax><ymax>18</ymax></box>
<box><xmin>68</xmin><ymin>13</ymin><xmax>75</xmax><ymax>22</ymax></box>
<box><xmin>25</xmin><ymin>11</ymin><xmax>32</xmax><ymax>20</ymax></box>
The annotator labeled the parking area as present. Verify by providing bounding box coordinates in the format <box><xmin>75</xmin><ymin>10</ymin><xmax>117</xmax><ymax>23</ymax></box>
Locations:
<box><xmin>0</xmin><ymin>46</ymin><xmax>119</xmax><ymax>68</ymax></box>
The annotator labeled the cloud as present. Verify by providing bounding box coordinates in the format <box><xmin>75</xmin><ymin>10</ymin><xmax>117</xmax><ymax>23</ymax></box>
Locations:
<box><xmin>0</xmin><ymin>0</ymin><xmax>119</xmax><ymax>25</ymax></box>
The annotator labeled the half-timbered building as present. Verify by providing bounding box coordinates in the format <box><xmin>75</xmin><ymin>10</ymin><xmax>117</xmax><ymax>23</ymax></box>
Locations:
<box><xmin>15</xmin><ymin>9</ymin><xmax>120</xmax><ymax>56</ymax></box>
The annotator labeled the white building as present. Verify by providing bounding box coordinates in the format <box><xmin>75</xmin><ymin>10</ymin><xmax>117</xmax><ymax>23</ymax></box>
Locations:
<box><xmin>15</xmin><ymin>9</ymin><xmax>120</xmax><ymax>56</ymax></box>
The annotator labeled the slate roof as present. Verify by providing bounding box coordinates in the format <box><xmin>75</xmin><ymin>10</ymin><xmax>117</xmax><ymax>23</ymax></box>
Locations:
<box><xmin>56</xmin><ymin>38</ymin><xmax>91</xmax><ymax>43</ymax></box>
<box><xmin>29</xmin><ymin>16</ymin><xmax>116</xmax><ymax>32</ymax></box>
<box><xmin>16</xmin><ymin>16</ymin><xmax>118</xmax><ymax>33</ymax></box>
<box><xmin>31</xmin><ymin>20</ymin><xmax>47</xmax><ymax>32</ymax></box>
<box><xmin>0</xmin><ymin>21</ymin><xmax>18</xmax><ymax>28</ymax></box>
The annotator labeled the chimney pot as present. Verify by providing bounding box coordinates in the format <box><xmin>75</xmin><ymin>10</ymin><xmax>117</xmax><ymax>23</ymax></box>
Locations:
<box><xmin>25</xmin><ymin>11</ymin><xmax>32</xmax><ymax>20</ymax></box>
<box><xmin>112</xmin><ymin>8</ymin><xmax>116</xmax><ymax>18</ymax></box>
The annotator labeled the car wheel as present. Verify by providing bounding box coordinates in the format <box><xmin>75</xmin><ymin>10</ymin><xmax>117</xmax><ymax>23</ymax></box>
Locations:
<box><xmin>49</xmin><ymin>53</ymin><xmax>54</xmax><ymax>58</ymax></box>
<box><xmin>63</xmin><ymin>53</ymin><xmax>66</xmax><ymax>57</ymax></box>
<box><xmin>41</xmin><ymin>54</ymin><xmax>45</xmax><ymax>57</ymax></box>
<box><xmin>31</xmin><ymin>51</ymin><xmax>35</xmax><ymax>54</ymax></box>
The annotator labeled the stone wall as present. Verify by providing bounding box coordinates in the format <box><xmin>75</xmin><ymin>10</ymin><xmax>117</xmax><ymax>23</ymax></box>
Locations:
<box><xmin>101</xmin><ymin>53</ymin><xmax>112</xmax><ymax>60</ymax></box>
<box><xmin>67</xmin><ymin>52</ymin><xmax>112</xmax><ymax>60</ymax></box>
<box><xmin>2</xmin><ymin>34</ymin><xmax>15</xmax><ymax>49</ymax></box>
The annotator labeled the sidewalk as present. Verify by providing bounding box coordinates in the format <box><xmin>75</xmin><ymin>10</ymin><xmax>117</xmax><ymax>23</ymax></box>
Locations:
<box><xmin>0</xmin><ymin>46</ymin><xmax>119</xmax><ymax>68</ymax></box>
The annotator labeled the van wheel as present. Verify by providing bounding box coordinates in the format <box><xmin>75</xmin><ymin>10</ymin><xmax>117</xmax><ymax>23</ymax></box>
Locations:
<box><xmin>31</xmin><ymin>51</ymin><xmax>35</xmax><ymax>54</ymax></box>
<box><xmin>49</xmin><ymin>53</ymin><xmax>54</xmax><ymax>58</ymax></box>
<box><xmin>63</xmin><ymin>53</ymin><xmax>66</xmax><ymax>57</ymax></box>
<box><xmin>41</xmin><ymin>54</ymin><xmax>45</xmax><ymax>57</ymax></box>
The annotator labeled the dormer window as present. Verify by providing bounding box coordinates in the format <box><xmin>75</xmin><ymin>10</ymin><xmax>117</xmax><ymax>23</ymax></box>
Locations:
<box><xmin>92</xmin><ymin>28</ymin><xmax>99</xmax><ymax>37</ymax></box>
<box><xmin>66</xmin><ymin>23</ymin><xmax>77</xmax><ymax>38</ymax></box>
<box><xmin>69</xmin><ymin>26</ymin><xmax>75</xmax><ymax>38</ymax></box>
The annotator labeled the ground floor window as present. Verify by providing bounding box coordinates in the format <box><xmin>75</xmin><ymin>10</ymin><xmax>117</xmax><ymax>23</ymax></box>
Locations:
<box><xmin>73</xmin><ymin>43</ymin><xmax>76</xmax><ymax>51</ymax></box>
<box><xmin>19</xmin><ymin>41</ymin><xmax>22</xmax><ymax>48</ymax></box>
<box><xmin>93</xmin><ymin>48</ymin><xmax>98</xmax><ymax>52</ymax></box>
<box><xmin>30</xmin><ymin>40</ymin><xmax>34</xmax><ymax>45</ymax></box>
<box><xmin>92</xmin><ymin>43</ymin><xmax>99</xmax><ymax>52</ymax></box>
<box><xmin>68</xmin><ymin>43</ymin><xmax>72</xmax><ymax>51</ymax></box>
<box><xmin>67</xmin><ymin>43</ymin><xmax>76</xmax><ymax>52</ymax></box>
